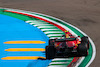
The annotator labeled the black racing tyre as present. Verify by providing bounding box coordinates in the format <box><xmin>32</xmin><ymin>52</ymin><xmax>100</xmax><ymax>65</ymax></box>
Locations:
<box><xmin>45</xmin><ymin>46</ymin><xmax>48</xmax><ymax>59</ymax></box>
<box><xmin>81</xmin><ymin>36</ymin><xmax>89</xmax><ymax>49</ymax></box>
<box><xmin>81</xmin><ymin>36</ymin><xmax>89</xmax><ymax>43</ymax></box>
<box><xmin>45</xmin><ymin>45</ymin><xmax>56</xmax><ymax>59</ymax></box>
<box><xmin>49</xmin><ymin>39</ymin><xmax>55</xmax><ymax>45</ymax></box>
<box><xmin>77</xmin><ymin>44</ymin><xmax>88</xmax><ymax>56</ymax></box>
<box><xmin>87</xmin><ymin>43</ymin><xmax>89</xmax><ymax>49</ymax></box>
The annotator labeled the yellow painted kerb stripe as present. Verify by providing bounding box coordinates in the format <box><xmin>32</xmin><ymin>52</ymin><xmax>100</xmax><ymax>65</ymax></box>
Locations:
<box><xmin>5</xmin><ymin>48</ymin><xmax>45</xmax><ymax>51</ymax></box>
<box><xmin>1</xmin><ymin>56</ymin><xmax>46</xmax><ymax>60</ymax></box>
<box><xmin>4</xmin><ymin>41</ymin><xmax>45</xmax><ymax>44</ymax></box>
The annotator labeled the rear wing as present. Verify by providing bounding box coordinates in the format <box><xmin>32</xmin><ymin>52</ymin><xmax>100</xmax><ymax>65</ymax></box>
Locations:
<box><xmin>55</xmin><ymin>38</ymin><xmax>76</xmax><ymax>42</ymax></box>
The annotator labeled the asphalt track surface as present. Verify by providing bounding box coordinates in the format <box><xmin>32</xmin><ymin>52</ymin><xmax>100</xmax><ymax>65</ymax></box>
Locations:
<box><xmin>0</xmin><ymin>0</ymin><xmax>100</xmax><ymax>67</ymax></box>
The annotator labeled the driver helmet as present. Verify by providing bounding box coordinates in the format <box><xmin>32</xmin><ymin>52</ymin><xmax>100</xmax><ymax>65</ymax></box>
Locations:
<box><xmin>65</xmin><ymin>30</ymin><xmax>69</xmax><ymax>38</ymax></box>
<box><xmin>65</xmin><ymin>30</ymin><xmax>68</xmax><ymax>33</ymax></box>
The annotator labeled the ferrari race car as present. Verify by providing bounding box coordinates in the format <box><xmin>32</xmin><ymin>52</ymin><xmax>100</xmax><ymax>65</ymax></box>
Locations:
<box><xmin>45</xmin><ymin>35</ymin><xmax>89</xmax><ymax>59</ymax></box>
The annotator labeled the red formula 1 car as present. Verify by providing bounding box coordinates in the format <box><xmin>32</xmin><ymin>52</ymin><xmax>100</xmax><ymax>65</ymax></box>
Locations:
<box><xmin>45</xmin><ymin>35</ymin><xmax>89</xmax><ymax>59</ymax></box>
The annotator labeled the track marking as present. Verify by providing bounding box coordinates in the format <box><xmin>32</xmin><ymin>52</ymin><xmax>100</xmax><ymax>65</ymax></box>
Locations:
<box><xmin>48</xmin><ymin>64</ymin><xmax>69</xmax><ymax>67</ymax></box>
<box><xmin>47</xmin><ymin>34</ymin><xmax>63</xmax><ymax>37</ymax></box>
<box><xmin>4</xmin><ymin>41</ymin><xmax>45</xmax><ymax>44</ymax></box>
<box><xmin>41</xmin><ymin>29</ymin><xmax>60</xmax><ymax>31</ymax></box>
<box><xmin>52</xmin><ymin>58</ymin><xmax>72</xmax><ymax>61</ymax></box>
<box><xmin>1</xmin><ymin>56</ymin><xmax>45</xmax><ymax>60</ymax></box>
<box><xmin>5</xmin><ymin>48</ymin><xmax>45</xmax><ymax>51</ymax></box>
<box><xmin>44</xmin><ymin>31</ymin><xmax>64</xmax><ymax>34</ymax></box>
<box><xmin>37</xmin><ymin>26</ymin><xmax>56</xmax><ymax>28</ymax></box>
<box><xmin>49</xmin><ymin>62</ymin><xmax>69</xmax><ymax>65</ymax></box>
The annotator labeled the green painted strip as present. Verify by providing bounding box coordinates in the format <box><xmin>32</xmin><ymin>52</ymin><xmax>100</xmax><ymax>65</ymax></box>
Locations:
<box><xmin>0</xmin><ymin>11</ymin><xmax>34</xmax><ymax>21</ymax></box>
<box><xmin>0</xmin><ymin>9</ymin><xmax>5</xmax><ymax>13</ymax></box>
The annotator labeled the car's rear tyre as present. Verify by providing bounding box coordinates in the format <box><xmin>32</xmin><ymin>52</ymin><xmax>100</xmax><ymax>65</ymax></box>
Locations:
<box><xmin>81</xmin><ymin>36</ymin><xmax>89</xmax><ymax>49</ymax></box>
<box><xmin>45</xmin><ymin>45</ymin><xmax>56</xmax><ymax>59</ymax></box>
<box><xmin>77</xmin><ymin>44</ymin><xmax>88</xmax><ymax>56</ymax></box>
